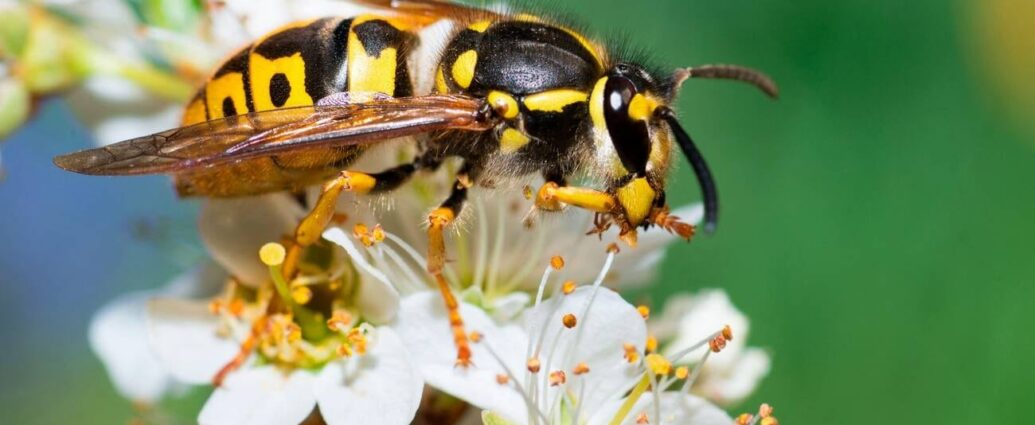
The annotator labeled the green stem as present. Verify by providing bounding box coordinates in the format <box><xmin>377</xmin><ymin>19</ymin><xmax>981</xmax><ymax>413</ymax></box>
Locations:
<box><xmin>609</xmin><ymin>374</ymin><xmax>651</xmax><ymax>425</ymax></box>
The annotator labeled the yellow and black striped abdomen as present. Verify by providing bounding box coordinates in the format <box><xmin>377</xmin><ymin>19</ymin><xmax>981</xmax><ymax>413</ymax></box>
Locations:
<box><xmin>176</xmin><ymin>15</ymin><xmax>418</xmax><ymax>197</ymax></box>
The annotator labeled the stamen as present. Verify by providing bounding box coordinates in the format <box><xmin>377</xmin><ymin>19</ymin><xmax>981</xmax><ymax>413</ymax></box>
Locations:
<box><xmin>644</xmin><ymin>354</ymin><xmax>672</xmax><ymax>376</ymax></box>
<box><xmin>736</xmin><ymin>414</ymin><xmax>753</xmax><ymax>425</ymax></box>
<box><xmin>523</xmin><ymin>185</ymin><xmax>534</xmax><ymax>200</ymax></box>
<box><xmin>723</xmin><ymin>324</ymin><xmax>734</xmax><ymax>341</ymax></box>
<box><xmin>573</xmin><ymin>362</ymin><xmax>590</xmax><ymax>375</ymax></box>
<box><xmin>550</xmin><ymin>255</ymin><xmax>565</xmax><ymax>270</ymax></box>
<box><xmin>470</xmin><ymin>331</ymin><xmax>483</xmax><ymax>343</ymax></box>
<box><xmin>675</xmin><ymin>366</ymin><xmax>689</xmax><ymax>380</ymax></box>
<box><xmin>371</xmin><ymin>223</ymin><xmax>385</xmax><ymax>243</ymax></box>
<box><xmin>562</xmin><ymin>313</ymin><xmax>577</xmax><ymax>328</ymax></box>
<box><xmin>527</xmin><ymin>357</ymin><xmax>541</xmax><ymax>373</ymax></box>
<box><xmin>637</xmin><ymin>305</ymin><xmax>650</xmax><ymax>319</ymax></box>
<box><xmin>496</xmin><ymin>374</ymin><xmax>510</xmax><ymax>385</ymax></box>
<box><xmin>760</xmin><ymin>403</ymin><xmax>774</xmax><ymax>418</ymax></box>
<box><xmin>761</xmin><ymin>418</ymin><xmax>779</xmax><ymax>425</ymax></box>
<box><xmin>623</xmin><ymin>343</ymin><xmax>640</xmax><ymax>363</ymax></box>
<box><xmin>562</xmin><ymin>280</ymin><xmax>576</xmax><ymax>295</ymax></box>
<box><xmin>548</xmin><ymin>370</ymin><xmax>566</xmax><ymax>386</ymax></box>
<box><xmin>635</xmin><ymin>412</ymin><xmax>649</xmax><ymax>424</ymax></box>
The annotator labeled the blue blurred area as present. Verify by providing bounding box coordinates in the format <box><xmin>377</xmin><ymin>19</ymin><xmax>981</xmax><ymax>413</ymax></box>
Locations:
<box><xmin>0</xmin><ymin>101</ymin><xmax>201</xmax><ymax>423</ymax></box>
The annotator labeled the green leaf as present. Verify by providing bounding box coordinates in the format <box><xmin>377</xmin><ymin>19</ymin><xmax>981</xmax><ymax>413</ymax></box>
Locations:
<box><xmin>0</xmin><ymin>78</ymin><xmax>30</xmax><ymax>139</ymax></box>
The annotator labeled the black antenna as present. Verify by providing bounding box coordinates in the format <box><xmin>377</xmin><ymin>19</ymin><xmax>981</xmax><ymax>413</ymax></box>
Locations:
<box><xmin>657</xmin><ymin>107</ymin><xmax>718</xmax><ymax>233</ymax></box>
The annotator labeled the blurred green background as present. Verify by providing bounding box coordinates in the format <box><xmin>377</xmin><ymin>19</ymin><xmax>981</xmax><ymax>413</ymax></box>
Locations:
<box><xmin>2</xmin><ymin>0</ymin><xmax>1034</xmax><ymax>424</ymax></box>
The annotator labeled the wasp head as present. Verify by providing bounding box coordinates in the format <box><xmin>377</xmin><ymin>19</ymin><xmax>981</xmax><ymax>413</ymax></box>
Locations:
<box><xmin>589</xmin><ymin>62</ymin><xmax>777</xmax><ymax>236</ymax></box>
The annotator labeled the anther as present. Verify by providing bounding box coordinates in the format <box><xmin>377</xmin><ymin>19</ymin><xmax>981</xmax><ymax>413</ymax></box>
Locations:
<box><xmin>353</xmin><ymin>223</ymin><xmax>374</xmax><ymax>247</ymax></box>
<box><xmin>760</xmin><ymin>418</ymin><xmax>779</xmax><ymax>425</ymax></box>
<box><xmin>646</xmin><ymin>335</ymin><xmax>658</xmax><ymax>353</ymax></box>
<box><xmin>259</xmin><ymin>242</ymin><xmax>286</xmax><ymax>266</ymax></box>
<box><xmin>470</xmin><ymin>331</ymin><xmax>483</xmax><ymax>343</ymax></box>
<box><xmin>637</xmin><ymin>305</ymin><xmax>650</xmax><ymax>319</ymax></box>
<box><xmin>562</xmin><ymin>313</ymin><xmax>577</xmax><ymax>328</ymax></box>
<box><xmin>228</xmin><ymin>299</ymin><xmax>244</xmax><ymax>317</ymax></box>
<box><xmin>549</xmin><ymin>370</ymin><xmax>566</xmax><ymax>386</ymax></box>
<box><xmin>645</xmin><ymin>353</ymin><xmax>672</xmax><ymax>375</ymax></box>
<box><xmin>606</xmin><ymin>243</ymin><xmax>621</xmax><ymax>254</ymax></box>
<box><xmin>623</xmin><ymin>343</ymin><xmax>639</xmax><ymax>363</ymax></box>
<box><xmin>371</xmin><ymin>224</ymin><xmax>385</xmax><ymax>243</ymax></box>
<box><xmin>527</xmin><ymin>357</ymin><xmax>541</xmax><ymax>373</ymax></box>
<box><xmin>723</xmin><ymin>324</ymin><xmax>734</xmax><ymax>341</ymax></box>
<box><xmin>573</xmin><ymin>362</ymin><xmax>590</xmax><ymax>375</ymax></box>
<box><xmin>736</xmin><ymin>414</ymin><xmax>753</xmax><ymax>425</ymax></box>
<box><xmin>496</xmin><ymin>374</ymin><xmax>510</xmax><ymax>385</ymax></box>
<box><xmin>562</xmin><ymin>280</ymin><xmax>576</xmax><ymax>295</ymax></box>
<box><xmin>759</xmin><ymin>404</ymin><xmax>774</xmax><ymax>418</ymax></box>
<box><xmin>208</xmin><ymin>299</ymin><xmax>223</xmax><ymax>315</ymax></box>
<box><xmin>550</xmin><ymin>255</ymin><xmax>565</xmax><ymax>270</ymax></box>
<box><xmin>675</xmin><ymin>366</ymin><xmax>689</xmax><ymax>379</ymax></box>
<box><xmin>291</xmin><ymin>285</ymin><xmax>313</xmax><ymax>304</ymax></box>
<box><xmin>523</xmin><ymin>185</ymin><xmax>533</xmax><ymax>200</ymax></box>
<box><xmin>635</xmin><ymin>412</ymin><xmax>649</xmax><ymax>424</ymax></box>
<box><xmin>709</xmin><ymin>334</ymin><xmax>728</xmax><ymax>353</ymax></box>
<box><xmin>327</xmin><ymin>310</ymin><xmax>353</xmax><ymax>331</ymax></box>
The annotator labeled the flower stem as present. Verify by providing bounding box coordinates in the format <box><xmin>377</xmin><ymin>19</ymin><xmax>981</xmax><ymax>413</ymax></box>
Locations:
<box><xmin>609</xmin><ymin>374</ymin><xmax>651</xmax><ymax>425</ymax></box>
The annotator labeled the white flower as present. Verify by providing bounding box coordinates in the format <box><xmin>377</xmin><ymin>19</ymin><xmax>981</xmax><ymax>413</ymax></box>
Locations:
<box><xmin>651</xmin><ymin>291</ymin><xmax>771</xmax><ymax>405</ymax></box>
<box><xmin>88</xmin><ymin>264</ymin><xmax>225</xmax><ymax>403</ymax></box>
<box><xmin>395</xmin><ymin>249</ymin><xmax>736</xmax><ymax>425</ymax></box>
<box><xmin>145</xmin><ymin>279</ymin><xmax>423</xmax><ymax>425</ymax></box>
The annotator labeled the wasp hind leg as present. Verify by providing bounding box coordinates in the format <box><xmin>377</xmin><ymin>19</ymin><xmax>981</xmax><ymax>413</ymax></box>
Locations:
<box><xmin>427</xmin><ymin>177</ymin><xmax>473</xmax><ymax>367</ymax></box>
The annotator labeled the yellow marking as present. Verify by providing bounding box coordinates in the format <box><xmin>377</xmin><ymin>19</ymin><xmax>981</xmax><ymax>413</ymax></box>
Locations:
<box><xmin>205</xmin><ymin>72</ymin><xmax>248</xmax><ymax>118</ymax></box>
<box><xmin>615</xmin><ymin>177</ymin><xmax>656</xmax><ymax>226</ymax></box>
<box><xmin>468</xmin><ymin>20</ymin><xmax>492</xmax><ymax>32</ymax></box>
<box><xmin>182</xmin><ymin>97</ymin><xmax>207</xmax><ymax>125</ymax></box>
<box><xmin>589</xmin><ymin>77</ymin><xmax>609</xmax><ymax>134</ymax></box>
<box><xmin>488</xmin><ymin>90</ymin><xmax>519</xmax><ymax>119</ymax></box>
<box><xmin>452</xmin><ymin>50</ymin><xmax>478</xmax><ymax>89</ymax></box>
<box><xmin>348</xmin><ymin>22</ymin><xmax>399</xmax><ymax>94</ymax></box>
<box><xmin>500</xmin><ymin>128</ymin><xmax>530</xmax><ymax>153</ymax></box>
<box><xmin>523</xmin><ymin>89</ymin><xmax>588</xmax><ymax>113</ymax></box>
<box><xmin>435</xmin><ymin>66</ymin><xmax>449</xmax><ymax>93</ymax></box>
<box><xmin>249</xmin><ymin>52</ymin><xmax>314</xmax><ymax>111</ymax></box>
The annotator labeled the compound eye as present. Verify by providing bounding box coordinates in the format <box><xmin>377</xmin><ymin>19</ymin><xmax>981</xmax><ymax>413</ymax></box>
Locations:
<box><xmin>603</xmin><ymin>75</ymin><xmax>651</xmax><ymax>176</ymax></box>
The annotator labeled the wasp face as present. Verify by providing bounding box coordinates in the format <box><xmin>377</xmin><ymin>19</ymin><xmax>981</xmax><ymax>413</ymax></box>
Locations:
<box><xmin>589</xmin><ymin>63</ymin><xmax>672</xmax><ymax>229</ymax></box>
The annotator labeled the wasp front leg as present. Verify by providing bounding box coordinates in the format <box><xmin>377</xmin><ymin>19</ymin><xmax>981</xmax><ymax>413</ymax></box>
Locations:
<box><xmin>427</xmin><ymin>176</ymin><xmax>473</xmax><ymax>367</ymax></box>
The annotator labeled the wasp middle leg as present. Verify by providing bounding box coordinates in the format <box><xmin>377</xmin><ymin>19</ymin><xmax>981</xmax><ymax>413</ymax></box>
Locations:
<box><xmin>427</xmin><ymin>166</ymin><xmax>476</xmax><ymax>366</ymax></box>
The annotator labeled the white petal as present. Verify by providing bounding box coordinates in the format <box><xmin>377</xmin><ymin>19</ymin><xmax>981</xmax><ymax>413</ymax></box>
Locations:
<box><xmin>89</xmin><ymin>290</ymin><xmax>175</xmax><ymax>403</ymax></box>
<box><xmin>661</xmin><ymin>290</ymin><xmax>750</xmax><ymax>372</ymax></box>
<box><xmin>199</xmin><ymin>367</ymin><xmax>317</xmax><ymax>425</ymax></box>
<box><xmin>488</xmin><ymin>292</ymin><xmax>530</xmax><ymax>322</ymax></box>
<box><xmin>523</xmin><ymin>286</ymin><xmax>647</xmax><ymax>414</ymax></box>
<box><xmin>590</xmin><ymin>393</ymin><xmax>733</xmax><ymax>425</ymax></box>
<box><xmin>147</xmin><ymin>298</ymin><xmax>240</xmax><ymax>384</ymax></box>
<box><xmin>395</xmin><ymin>291</ymin><xmax>529</xmax><ymax>424</ymax></box>
<box><xmin>315</xmin><ymin>327</ymin><xmax>423</xmax><ymax>425</ymax></box>
<box><xmin>323</xmin><ymin>226</ymin><xmax>401</xmax><ymax>324</ymax></box>
<box><xmin>697</xmin><ymin>348</ymin><xmax>771</xmax><ymax>405</ymax></box>
<box><xmin>198</xmin><ymin>193</ymin><xmax>304</xmax><ymax>287</ymax></box>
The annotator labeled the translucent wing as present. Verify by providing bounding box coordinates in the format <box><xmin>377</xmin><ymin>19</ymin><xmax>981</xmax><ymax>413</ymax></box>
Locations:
<box><xmin>54</xmin><ymin>95</ymin><xmax>494</xmax><ymax>176</ymax></box>
<box><xmin>356</xmin><ymin>0</ymin><xmax>507</xmax><ymax>20</ymax></box>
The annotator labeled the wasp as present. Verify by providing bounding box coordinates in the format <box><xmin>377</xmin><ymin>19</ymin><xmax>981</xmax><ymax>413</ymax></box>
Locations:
<box><xmin>54</xmin><ymin>0</ymin><xmax>777</xmax><ymax>366</ymax></box>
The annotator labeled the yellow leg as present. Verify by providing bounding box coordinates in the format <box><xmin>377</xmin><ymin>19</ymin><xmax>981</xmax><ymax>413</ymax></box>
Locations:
<box><xmin>535</xmin><ymin>182</ymin><xmax>616</xmax><ymax>213</ymax></box>
<box><xmin>295</xmin><ymin>171</ymin><xmax>376</xmax><ymax>246</ymax></box>
<box><xmin>427</xmin><ymin>206</ymin><xmax>472</xmax><ymax>367</ymax></box>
